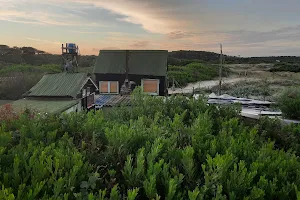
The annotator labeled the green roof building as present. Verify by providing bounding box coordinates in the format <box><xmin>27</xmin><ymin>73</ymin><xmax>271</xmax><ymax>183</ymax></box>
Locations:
<box><xmin>8</xmin><ymin>72</ymin><xmax>98</xmax><ymax>114</ymax></box>
<box><xmin>93</xmin><ymin>50</ymin><xmax>168</xmax><ymax>96</ymax></box>
<box><xmin>24</xmin><ymin>72</ymin><xmax>97</xmax><ymax>99</ymax></box>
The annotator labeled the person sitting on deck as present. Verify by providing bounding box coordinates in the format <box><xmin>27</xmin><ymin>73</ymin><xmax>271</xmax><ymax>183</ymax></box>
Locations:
<box><xmin>120</xmin><ymin>79</ymin><xmax>132</xmax><ymax>95</ymax></box>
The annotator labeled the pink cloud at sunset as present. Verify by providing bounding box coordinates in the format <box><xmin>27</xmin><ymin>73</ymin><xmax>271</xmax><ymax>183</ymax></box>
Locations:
<box><xmin>1</xmin><ymin>0</ymin><xmax>300</xmax><ymax>56</ymax></box>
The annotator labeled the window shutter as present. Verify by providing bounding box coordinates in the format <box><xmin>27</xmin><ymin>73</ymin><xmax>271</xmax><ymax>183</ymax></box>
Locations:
<box><xmin>110</xmin><ymin>81</ymin><xmax>118</xmax><ymax>93</ymax></box>
<box><xmin>100</xmin><ymin>81</ymin><xmax>108</xmax><ymax>93</ymax></box>
<box><xmin>143</xmin><ymin>79</ymin><xmax>159</xmax><ymax>94</ymax></box>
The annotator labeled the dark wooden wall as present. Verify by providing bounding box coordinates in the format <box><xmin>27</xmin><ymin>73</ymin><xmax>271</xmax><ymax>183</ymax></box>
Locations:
<box><xmin>76</xmin><ymin>79</ymin><xmax>98</xmax><ymax>99</ymax></box>
<box><xmin>95</xmin><ymin>73</ymin><xmax>167</xmax><ymax>96</ymax></box>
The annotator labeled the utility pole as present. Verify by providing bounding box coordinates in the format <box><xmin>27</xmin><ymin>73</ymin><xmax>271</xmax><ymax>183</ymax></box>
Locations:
<box><xmin>218</xmin><ymin>44</ymin><xmax>223</xmax><ymax>96</ymax></box>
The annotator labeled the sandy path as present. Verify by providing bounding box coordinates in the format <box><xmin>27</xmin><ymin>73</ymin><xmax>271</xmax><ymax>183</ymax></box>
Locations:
<box><xmin>168</xmin><ymin>77</ymin><xmax>257</xmax><ymax>94</ymax></box>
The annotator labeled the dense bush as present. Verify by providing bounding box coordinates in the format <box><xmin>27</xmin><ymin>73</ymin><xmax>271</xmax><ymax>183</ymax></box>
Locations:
<box><xmin>3</xmin><ymin>45</ymin><xmax>300</xmax><ymax>68</ymax></box>
<box><xmin>0</xmin><ymin>104</ymin><xmax>18</xmax><ymax>122</ymax></box>
<box><xmin>168</xmin><ymin>62</ymin><xmax>220</xmax><ymax>87</ymax></box>
<box><xmin>1</xmin><ymin>91</ymin><xmax>300</xmax><ymax>199</ymax></box>
<box><xmin>254</xmin><ymin>117</ymin><xmax>300</xmax><ymax>154</ymax></box>
<box><xmin>167</xmin><ymin>57</ymin><xmax>203</xmax><ymax>66</ymax></box>
<box><xmin>0</xmin><ymin>64</ymin><xmax>61</xmax><ymax>75</ymax></box>
<box><xmin>223</xmin><ymin>80</ymin><xmax>272</xmax><ymax>99</ymax></box>
<box><xmin>0</xmin><ymin>45</ymin><xmax>96</xmax><ymax>68</ymax></box>
<box><xmin>0</xmin><ymin>64</ymin><xmax>95</xmax><ymax>100</ymax></box>
<box><xmin>0</xmin><ymin>72</ymin><xmax>43</xmax><ymax>100</ymax></box>
<box><xmin>0</xmin><ymin>64</ymin><xmax>62</xmax><ymax>100</ymax></box>
<box><xmin>277</xmin><ymin>87</ymin><xmax>300</xmax><ymax>120</ymax></box>
<box><xmin>270</xmin><ymin>62</ymin><xmax>300</xmax><ymax>72</ymax></box>
<box><xmin>169</xmin><ymin>51</ymin><xmax>300</xmax><ymax>64</ymax></box>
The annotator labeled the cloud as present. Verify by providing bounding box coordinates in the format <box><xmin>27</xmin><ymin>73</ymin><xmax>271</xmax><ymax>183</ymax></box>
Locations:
<box><xmin>3</xmin><ymin>0</ymin><xmax>300</xmax><ymax>56</ymax></box>
<box><xmin>129</xmin><ymin>41</ymin><xmax>149</xmax><ymax>48</ymax></box>
<box><xmin>70</xmin><ymin>31</ymin><xmax>103</xmax><ymax>34</ymax></box>
<box><xmin>26</xmin><ymin>37</ymin><xmax>61</xmax><ymax>45</ymax></box>
<box><xmin>0</xmin><ymin>10</ymin><xmax>40</xmax><ymax>25</ymax></box>
<box><xmin>58</xmin><ymin>0</ymin><xmax>191</xmax><ymax>34</ymax></box>
<box><xmin>0</xmin><ymin>1</ymin><xmax>107</xmax><ymax>27</ymax></box>
<box><xmin>62</xmin><ymin>0</ymin><xmax>300</xmax><ymax>35</ymax></box>
<box><xmin>27</xmin><ymin>24</ymin><xmax>300</xmax><ymax>56</ymax></box>
<box><xmin>166</xmin><ymin>31</ymin><xmax>194</xmax><ymax>40</ymax></box>
<box><xmin>93</xmin><ymin>47</ymin><xmax>120</xmax><ymax>52</ymax></box>
<box><xmin>0</xmin><ymin>10</ymin><xmax>88</xmax><ymax>26</ymax></box>
<box><xmin>225</xmin><ymin>25</ymin><xmax>300</xmax><ymax>45</ymax></box>
<box><xmin>207</xmin><ymin>25</ymin><xmax>300</xmax><ymax>56</ymax></box>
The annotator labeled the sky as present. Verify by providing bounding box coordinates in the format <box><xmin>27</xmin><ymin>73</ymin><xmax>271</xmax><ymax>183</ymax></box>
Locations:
<box><xmin>1</xmin><ymin>0</ymin><xmax>300</xmax><ymax>56</ymax></box>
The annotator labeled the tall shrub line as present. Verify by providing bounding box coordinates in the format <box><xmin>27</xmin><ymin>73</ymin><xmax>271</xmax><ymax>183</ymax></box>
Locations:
<box><xmin>1</xmin><ymin>90</ymin><xmax>300</xmax><ymax>199</ymax></box>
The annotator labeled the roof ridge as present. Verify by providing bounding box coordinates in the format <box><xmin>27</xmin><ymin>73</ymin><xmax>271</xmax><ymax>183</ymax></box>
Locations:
<box><xmin>94</xmin><ymin>50</ymin><xmax>168</xmax><ymax>76</ymax></box>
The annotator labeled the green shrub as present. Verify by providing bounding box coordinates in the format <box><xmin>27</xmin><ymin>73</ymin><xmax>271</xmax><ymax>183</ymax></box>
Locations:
<box><xmin>253</xmin><ymin>117</ymin><xmax>300</xmax><ymax>154</ymax></box>
<box><xmin>0</xmin><ymin>64</ymin><xmax>60</xmax><ymax>75</ymax></box>
<box><xmin>225</xmin><ymin>80</ymin><xmax>272</xmax><ymax>99</ymax></box>
<box><xmin>0</xmin><ymin>128</ymin><xmax>91</xmax><ymax>199</ymax></box>
<box><xmin>167</xmin><ymin>57</ymin><xmax>202</xmax><ymax>66</ymax></box>
<box><xmin>1</xmin><ymin>92</ymin><xmax>300</xmax><ymax>199</ymax></box>
<box><xmin>0</xmin><ymin>64</ymin><xmax>61</xmax><ymax>100</ymax></box>
<box><xmin>277</xmin><ymin>87</ymin><xmax>300</xmax><ymax>120</ymax></box>
<box><xmin>167</xmin><ymin>62</ymin><xmax>221</xmax><ymax>87</ymax></box>
<box><xmin>270</xmin><ymin>62</ymin><xmax>300</xmax><ymax>72</ymax></box>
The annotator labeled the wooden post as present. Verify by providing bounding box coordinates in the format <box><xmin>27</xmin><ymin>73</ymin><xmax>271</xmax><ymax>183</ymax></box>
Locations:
<box><xmin>218</xmin><ymin>44</ymin><xmax>223</xmax><ymax>96</ymax></box>
<box><xmin>172</xmin><ymin>77</ymin><xmax>175</xmax><ymax>91</ymax></box>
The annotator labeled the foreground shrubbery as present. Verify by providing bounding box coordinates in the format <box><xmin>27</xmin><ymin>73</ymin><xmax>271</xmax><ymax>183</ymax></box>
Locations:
<box><xmin>277</xmin><ymin>87</ymin><xmax>300</xmax><ymax>120</ymax></box>
<box><xmin>1</xmin><ymin>91</ymin><xmax>300</xmax><ymax>199</ymax></box>
<box><xmin>254</xmin><ymin>117</ymin><xmax>300</xmax><ymax>154</ymax></box>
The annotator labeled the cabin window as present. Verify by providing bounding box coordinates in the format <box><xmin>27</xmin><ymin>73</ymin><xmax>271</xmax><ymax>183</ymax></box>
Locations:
<box><xmin>110</xmin><ymin>81</ymin><xmax>118</xmax><ymax>93</ymax></box>
<box><xmin>87</xmin><ymin>87</ymin><xmax>91</xmax><ymax>95</ymax></box>
<box><xmin>82</xmin><ymin>88</ymin><xmax>86</xmax><ymax>97</ymax></box>
<box><xmin>99</xmin><ymin>81</ymin><xmax>119</xmax><ymax>94</ymax></box>
<box><xmin>142</xmin><ymin>79</ymin><xmax>160</xmax><ymax>95</ymax></box>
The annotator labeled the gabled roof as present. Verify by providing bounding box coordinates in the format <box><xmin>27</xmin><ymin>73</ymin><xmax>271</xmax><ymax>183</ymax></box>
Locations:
<box><xmin>25</xmin><ymin>72</ymin><xmax>97</xmax><ymax>98</ymax></box>
<box><xmin>93</xmin><ymin>50</ymin><xmax>168</xmax><ymax>76</ymax></box>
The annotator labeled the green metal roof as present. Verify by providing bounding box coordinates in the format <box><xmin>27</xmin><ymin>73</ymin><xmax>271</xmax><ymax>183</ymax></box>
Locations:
<box><xmin>11</xmin><ymin>99</ymin><xmax>79</xmax><ymax>114</ymax></box>
<box><xmin>93</xmin><ymin>50</ymin><xmax>168</xmax><ymax>76</ymax></box>
<box><xmin>26</xmin><ymin>72</ymin><xmax>88</xmax><ymax>98</ymax></box>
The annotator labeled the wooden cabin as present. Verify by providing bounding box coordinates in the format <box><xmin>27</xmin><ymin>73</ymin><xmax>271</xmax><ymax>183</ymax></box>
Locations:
<box><xmin>11</xmin><ymin>72</ymin><xmax>98</xmax><ymax>114</ymax></box>
<box><xmin>93</xmin><ymin>50</ymin><xmax>168</xmax><ymax>96</ymax></box>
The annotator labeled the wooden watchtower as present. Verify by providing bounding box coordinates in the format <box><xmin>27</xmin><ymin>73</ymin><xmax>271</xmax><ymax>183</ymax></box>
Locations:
<box><xmin>61</xmin><ymin>43</ymin><xmax>79</xmax><ymax>72</ymax></box>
